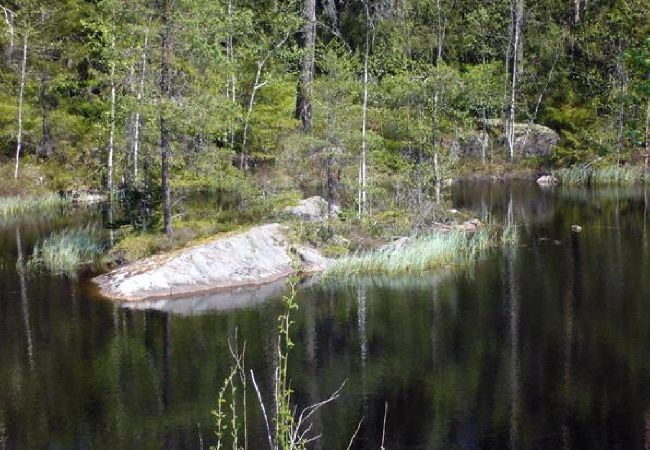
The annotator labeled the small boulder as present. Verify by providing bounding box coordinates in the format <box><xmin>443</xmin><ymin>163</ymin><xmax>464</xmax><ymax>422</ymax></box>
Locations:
<box><xmin>458</xmin><ymin>219</ymin><xmax>482</xmax><ymax>232</ymax></box>
<box><xmin>571</xmin><ymin>224</ymin><xmax>583</xmax><ymax>233</ymax></box>
<box><xmin>284</xmin><ymin>196</ymin><xmax>340</xmax><ymax>222</ymax></box>
<box><xmin>536</xmin><ymin>175</ymin><xmax>558</xmax><ymax>186</ymax></box>
<box><xmin>380</xmin><ymin>236</ymin><xmax>411</xmax><ymax>252</ymax></box>
<box><xmin>295</xmin><ymin>246</ymin><xmax>331</xmax><ymax>273</ymax></box>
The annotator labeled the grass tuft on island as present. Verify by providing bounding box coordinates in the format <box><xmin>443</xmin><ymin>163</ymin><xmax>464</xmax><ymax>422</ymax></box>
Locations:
<box><xmin>554</xmin><ymin>165</ymin><xmax>646</xmax><ymax>186</ymax></box>
<box><xmin>324</xmin><ymin>224</ymin><xmax>518</xmax><ymax>278</ymax></box>
<box><xmin>26</xmin><ymin>226</ymin><xmax>105</xmax><ymax>277</ymax></box>
<box><xmin>0</xmin><ymin>193</ymin><xmax>69</xmax><ymax>223</ymax></box>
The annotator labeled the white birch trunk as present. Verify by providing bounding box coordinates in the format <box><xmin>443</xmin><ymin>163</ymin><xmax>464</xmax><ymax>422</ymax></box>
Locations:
<box><xmin>359</xmin><ymin>1</ymin><xmax>370</xmax><ymax>217</ymax></box>
<box><xmin>133</xmin><ymin>17</ymin><xmax>151</xmax><ymax>183</ymax></box>
<box><xmin>227</xmin><ymin>0</ymin><xmax>237</xmax><ymax>149</ymax></box>
<box><xmin>508</xmin><ymin>0</ymin><xmax>524</xmax><ymax>161</ymax></box>
<box><xmin>107</xmin><ymin>33</ymin><xmax>116</xmax><ymax>197</ymax></box>
<box><xmin>240</xmin><ymin>61</ymin><xmax>263</xmax><ymax>171</ymax></box>
<box><xmin>239</xmin><ymin>33</ymin><xmax>290</xmax><ymax>171</ymax></box>
<box><xmin>431</xmin><ymin>0</ymin><xmax>444</xmax><ymax>202</ymax></box>
<box><xmin>645</xmin><ymin>99</ymin><xmax>650</xmax><ymax>156</ymax></box>
<box><xmin>14</xmin><ymin>34</ymin><xmax>27</xmax><ymax>180</ymax></box>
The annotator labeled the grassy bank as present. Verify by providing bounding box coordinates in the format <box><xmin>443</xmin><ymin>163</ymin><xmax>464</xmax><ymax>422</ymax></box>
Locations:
<box><xmin>26</xmin><ymin>226</ymin><xmax>106</xmax><ymax>277</ymax></box>
<box><xmin>324</xmin><ymin>224</ymin><xmax>517</xmax><ymax>278</ymax></box>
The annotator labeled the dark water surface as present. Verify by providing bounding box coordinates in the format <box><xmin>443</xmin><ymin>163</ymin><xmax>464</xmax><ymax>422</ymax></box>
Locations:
<box><xmin>1</xmin><ymin>183</ymin><xmax>649</xmax><ymax>449</ymax></box>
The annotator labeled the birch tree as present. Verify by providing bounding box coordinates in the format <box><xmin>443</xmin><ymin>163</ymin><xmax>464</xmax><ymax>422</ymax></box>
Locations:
<box><xmin>358</xmin><ymin>0</ymin><xmax>374</xmax><ymax>217</ymax></box>
<box><xmin>431</xmin><ymin>0</ymin><xmax>447</xmax><ymax>201</ymax></box>
<box><xmin>14</xmin><ymin>31</ymin><xmax>27</xmax><ymax>180</ymax></box>
<box><xmin>506</xmin><ymin>0</ymin><xmax>524</xmax><ymax>160</ymax></box>
<box><xmin>107</xmin><ymin>29</ymin><xmax>116</xmax><ymax>197</ymax></box>
<box><xmin>132</xmin><ymin>14</ymin><xmax>152</xmax><ymax>184</ymax></box>
<box><xmin>239</xmin><ymin>1</ymin><xmax>300</xmax><ymax>171</ymax></box>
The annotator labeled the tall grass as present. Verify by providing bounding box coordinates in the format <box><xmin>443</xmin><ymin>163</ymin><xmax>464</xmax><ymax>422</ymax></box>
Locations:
<box><xmin>324</xmin><ymin>225</ymin><xmax>518</xmax><ymax>278</ymax></box>
<box><xmin>554</xmin><ymin>165</ymin><xmax>645</xmax><ymax>186</ymax></box>
<box><xmin>0</xmin><ymin>193</ymin><xmax>69</xmax><ymax>223</ymax></box>
<box><xmin>26</xmin><ymin>226</ymin><xmax>105</xmax><ymax>276</ymax></box>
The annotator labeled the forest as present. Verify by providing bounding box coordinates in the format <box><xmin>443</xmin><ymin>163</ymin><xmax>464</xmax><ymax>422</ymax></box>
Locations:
<box><xmin>1</xmin><ymin>2</ymin><xmax>650</xmax><ymax>449</ymax></box>
<box><xmin>0</xmin><ymin>0</ymin><xmax>648</xmax><ymax>234</ymax></box>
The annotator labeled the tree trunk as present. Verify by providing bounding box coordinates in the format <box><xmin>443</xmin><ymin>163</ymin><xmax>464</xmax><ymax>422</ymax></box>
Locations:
<box><xmin>38</xmin><ymin>76</ymin><xmax>53</xmax><ymax>158</ymax></box>
<box><xmin>645</xmin><ymin>98</ymin><xmax>650</xmax><ymax>156</ymax></box>
<box><xmin>240</xmin><ymin>61</ymin><xmax>263</xmax><ymax>171</ymax></box>
<box><xmin>358</xmin><ymin>1</ymin><xmax>370</xmax><ymax>217</ymax></box>
<box><xmin>226</xmin><ymin>0</ymin><xmax>236</xmax><ymax>149</ymax></box>
<box><xmin>159</xmin><ymin>0</ymin><xmax>172</xmax><ymax>235</ymax></box>
<box><xmin>507</xmin><ymin>0</ymin><xmax>524</xmax><ymax>161</ymax></box>
<box><xmin>615</xmin><ymin>53</ymin><xmax>628</xmax><ymax>165</ymax></box>
<box><xmin>133</xmin><ymin>16</ymin><xmax>152</xmax><ymax>184</ymax></box>
<box><xmin>431</xmin><ymin>0</ymin><xmax>444</xmax><ymax>202</ymax></box>
<box><xmin>14</xmin><ymin>34</ymin><xmax>27</xmax><ymax>180</ymax></box>
<box><xmin>107</xmin><ymin>33</ymin><xmax>116</xmax><ymax>199</ymax></box>
<box><xmin>295</xmin><ymin>0</ymin><xmax>316</xmax><ymax>131</ymax></box>
<box><xmin>574</xmin><ymin>0</ymin><xmax>581</xmax><ymax>25</ymax></box>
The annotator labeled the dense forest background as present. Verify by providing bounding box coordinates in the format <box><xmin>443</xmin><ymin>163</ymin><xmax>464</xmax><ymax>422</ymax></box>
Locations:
<box><xmin>0</xmin><ymin>0</ymin><xmax>648</xmax><ymax>202</ymax></box>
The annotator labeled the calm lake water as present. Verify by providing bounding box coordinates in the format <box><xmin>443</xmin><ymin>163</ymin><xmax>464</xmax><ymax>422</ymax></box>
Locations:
<box><xmin>1</xmin><ymin>182</ymin><xmax>649</xmax><ymax>449</ymax></box>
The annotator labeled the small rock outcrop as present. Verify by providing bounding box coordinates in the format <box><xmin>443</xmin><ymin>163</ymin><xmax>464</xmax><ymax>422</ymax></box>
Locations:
<box><xmin>94</xmin><ymin>223</ymin><xmax>330</xmax><ymax>302</ymax></box>
<box><xmin>458</xmin><ymin>219</ymin><xmax>482</xmax><ymax>232</ymax></box>
<box><xmin>536</xmin><ymin>175</ymin><xmax>558</xmax><ymax>186</ymax></box>
<box><xmin>284</xmin><ymin>196</ymin><xmax>339</xmax><ymax>222</ymax></box>
<box><xmin>461</xmin><ymin>120</ymin><xmax>560</xmax><ymax>159</ymax></box>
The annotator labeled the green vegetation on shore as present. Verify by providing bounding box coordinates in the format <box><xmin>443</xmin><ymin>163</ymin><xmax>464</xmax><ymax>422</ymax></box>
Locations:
<box><xmin>325</xmin><ymin>224</ymin><xmax>518</xmax><ymax>278</ymax></box>
<box><xmin>554</xmin><ymin>165</ymin><xmax>647</xmax><ymax>186</ymax></box>
<box><xmin>1</xmin><ymin>0</ymin><xmax>647</xmax><ymax>276</ymax></box>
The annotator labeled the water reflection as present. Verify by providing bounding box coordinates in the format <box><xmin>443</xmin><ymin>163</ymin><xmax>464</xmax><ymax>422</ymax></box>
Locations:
<box><xmin>0</xmin><ymin>183</ymin><xmax>649</xmax><ymax>449</ymax></box>
<box><xmin>15</xmin><ymin>227</ymin><xmax>34</xmax><ymax>370</ymax></box>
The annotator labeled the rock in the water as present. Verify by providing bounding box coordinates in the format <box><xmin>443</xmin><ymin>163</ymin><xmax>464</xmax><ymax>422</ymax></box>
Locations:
<box><xmin>536</xmin><ymin>175</ymin><xmax>558</xmax><ymax>186</ymax></box>
<box><xmin>284</xmin><ymin>196</ymin><xmax>339</xmax><ymax>222</ymax></box>
<box><xmin>94</xmin><ymin>223</ymin><xmax>328</xmax><ymax>302</ymax></box>
<box><xmin>571</xmin><ymin>224</ymin><xmax>583</xmax><ymax>233</ymax></box>
<box><xmin>458</xmin><ymin>219</ymin><xmax>482</xmax><ymax>232</ymax></box>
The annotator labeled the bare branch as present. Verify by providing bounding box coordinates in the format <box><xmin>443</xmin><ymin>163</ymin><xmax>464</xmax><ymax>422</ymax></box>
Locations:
<box><xmin>250</xmin><ymin>370</ymin><xmax>274</xmax><ymax>450</ymax></box>
<box><xmin>345</xmin><ymin>417</ymin><xmax>364</xmax><ymax>450</ymax></box>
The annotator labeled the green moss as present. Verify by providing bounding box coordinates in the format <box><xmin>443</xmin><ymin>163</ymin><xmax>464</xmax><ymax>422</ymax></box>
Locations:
<box><xmin>108</xmin><ymin>219</ymin><xmax>244</xmax><ymax>264</ymax></box>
